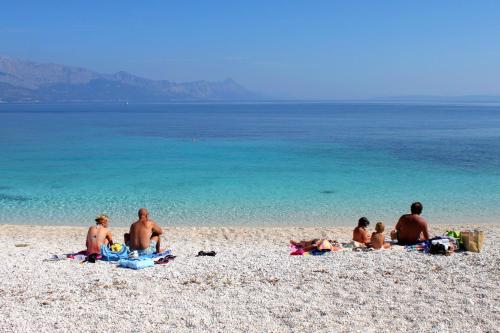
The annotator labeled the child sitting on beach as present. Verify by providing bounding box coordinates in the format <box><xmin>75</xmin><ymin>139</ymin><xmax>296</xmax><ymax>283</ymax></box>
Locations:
<box><xmin>86</xmin><ymin>214</ymin><xmax>113</xmax><ymax>255</ymax></box>
<box><xmin>371</xmin><ymin>222</ymin><xmax>390</xmax><ymax>249</ymax></box>
<box><xmin>353</xmin><ymin>217</ymin><xmax>371</xmax><ymax>244</ymax></box>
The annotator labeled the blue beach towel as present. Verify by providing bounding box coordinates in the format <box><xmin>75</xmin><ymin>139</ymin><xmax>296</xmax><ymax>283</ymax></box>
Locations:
<box><xmin>118</xmin><ymin>249</ymin><xmax>173</xmax><ymax>269</ymax></box>
<box><xmin>101</xmin><ymin>244</ymin><xmax>129</xmax><ymax>261</ymax></box>
<box><xmin>152</xmin><ymin>249</ymin><xmax>172</xmax><ymax>258</ymax></box>
<box><xmin>119</xmin><ymin>258</ymin><xmax>155</xmax><ymax>270</ymax></box>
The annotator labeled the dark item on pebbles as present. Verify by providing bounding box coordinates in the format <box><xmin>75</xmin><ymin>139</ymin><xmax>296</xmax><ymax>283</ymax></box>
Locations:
<box><xmin>196</xmin><ymin>251</ymin><xmax>216</xmax><ymax>257</ymax></box>
<box><xmin>81</xmin><ymin>253</ymin><xmax>99</xmax><ymax>263</ymax></box>
<box><xmin>155</xmin><ymin>255</ymin><xmax>176</xmax><ymax>265</ymax></box>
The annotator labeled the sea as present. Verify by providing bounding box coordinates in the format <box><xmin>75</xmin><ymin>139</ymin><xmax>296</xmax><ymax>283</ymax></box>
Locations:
<box><xmin>0</xmin><ymin>102</ymin><xmax>499</xmax><ymax>226</ymax></box>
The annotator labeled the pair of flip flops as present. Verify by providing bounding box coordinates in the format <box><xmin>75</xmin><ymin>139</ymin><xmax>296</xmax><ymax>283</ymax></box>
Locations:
<box><xmin>196</xmin><ymin>250</ymin><xmax>216</xmax><ymax>257</ymax></box>
<box><xmin>154</xmin><ymin>255</ymin><xmax>176</xmax><ymax>265</ymax></box>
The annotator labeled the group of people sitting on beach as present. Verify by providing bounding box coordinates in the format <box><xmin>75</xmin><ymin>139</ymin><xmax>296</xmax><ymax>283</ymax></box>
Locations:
<box><xmin>86</xmin><ymin>202</ymin><xmax>430</xmax><ymax>255</ymax></box>
<box><xmin>291</xmin><ymin>202</ymin><xmax>430</xmax><ymax>252</ymax></box>
<box><xmin>352</xmin><ymin>218</ymin><xmax>391</xmax><ymax>249</ymax></box>
<box><xmin>353</xmin><ymin>201</ymin><xmax>430</xmax><ymax>248</ymax></box>
<box><xmin>86</xmin><ymin>208</ymin><xmax>164</xmax><ymax>255</ymax></box>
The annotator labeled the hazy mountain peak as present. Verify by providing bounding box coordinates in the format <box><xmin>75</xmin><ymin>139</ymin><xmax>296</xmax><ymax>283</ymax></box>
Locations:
<box><xmin>111</xmin><ymin>70</ymin><xmax>138</xmax><ymax>79</ymax></box>
<box><xmin>0</xmin><ymin>55</ymin><xmax>260</xmax><ymax>102</ymax></box>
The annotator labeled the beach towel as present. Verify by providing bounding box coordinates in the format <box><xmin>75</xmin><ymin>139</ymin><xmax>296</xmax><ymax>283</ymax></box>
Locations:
<box><xmin>128</xmin><ymin>248</ymin><xmax>171</xmax><ymax>259</ymax></box>
<box><xmin>405</xmin><ymin>243</ymin><xmax>427</xmax><ymax>252</ymax></box>
<box><xmin>342</xmin><ymin>241</ymin><xmax>365</xmax><ymax>249</ymax></box>
<box><xmin>101</xmin><ymin>244</ymin><xmax>129</xmax><ymax>261</ymax></box>
<box><xmin>118</xmin><ymin>249</ymin><xmax>174</xmax><ymax>269</ymax></box>
<box><xmin>65</xmin><ymin>250</ymin><xmax>88</xmax><ymax>259</ymax></box>
<box><xmin>119</xmin><ymin>258</ymin><xmax>155</xmax><ymax>270</ymax></box>
<box><xmin>118</xmin><ymin>250</ymin><xmax>174</xmax><ymax>269</ymax></box>
<box><xmin>307</xmin><ymin>249</ymin><xmax>330</xmax><ymax>256</ymax></box>
<box><xmin>404</xmin><ymin>237</ymin><xmax>457</xmax><ymax>254</ymax></box>
<box><xmin>62</xmin><ymin>250</ymin><xmax>93</xmax><ymax>261</ymax></box>
<box><xmin>47</xmin><ymin>250</ymin><xmax>99</xmax><ymax>262</ymax></box>
<box><xmin>152</xmin><ymin>249</ymin><xmax>172</xmax><ymax>258</ymax></box>
<box><xmin>317</xmin><ymin>239</ymin><xmax>332</xmax><ymax>251</ymax></box>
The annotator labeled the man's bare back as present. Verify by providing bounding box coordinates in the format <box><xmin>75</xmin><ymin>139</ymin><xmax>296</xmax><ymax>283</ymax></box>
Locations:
<box><xmin>393</xmin><ymin>202</ymin><xmax>430</xmax><ymax>245</ymax></box>
<box><xmin>127</xmin><ymin>208</ymin><xmax>163</xmax><ymax>254</ymax></box>
<box><xmin>391</xmin><ymin>202</ymin><xmax>429</xmax><ymax>245</ymax></box>
<box><xmin>395</xmin><ymin>214</ymin><xmax>429</xmax><ymax>244</ymax></box>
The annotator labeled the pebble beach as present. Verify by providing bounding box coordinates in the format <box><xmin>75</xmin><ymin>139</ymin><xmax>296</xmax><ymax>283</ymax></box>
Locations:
<box><xmin>0</xmin><ymin>223</ymin><xmax>498</xmax><ymax>332</ymax></box>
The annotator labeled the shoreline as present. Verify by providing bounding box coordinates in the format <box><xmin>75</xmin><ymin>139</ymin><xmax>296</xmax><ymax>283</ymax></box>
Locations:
<box><xmin>1</xmin><ymin>223</ymin><xmax>498</xmax><ymax>332</ymax></box>
<box><xmin>2</xmin><ymin>222</ymin><xmax>497</xmax><ymax>243</ymax></box>
<box><xmin>1</xmin><ymin>217</ymin><xmax>498</xmax><ymax>229</ymax></box>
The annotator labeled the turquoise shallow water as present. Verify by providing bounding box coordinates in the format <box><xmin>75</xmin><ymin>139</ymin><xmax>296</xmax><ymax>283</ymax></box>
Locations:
<box><xmin>0</xmin><ymin>103</ymin><xmax>499</xmax><ymax>226</ymax></box>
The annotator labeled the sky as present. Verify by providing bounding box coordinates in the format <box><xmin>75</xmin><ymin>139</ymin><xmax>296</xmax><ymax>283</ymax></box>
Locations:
<box><xmin>1</xmin><ymin>0</ymin><xmax>500</xmax><ymax>99</ymax></box>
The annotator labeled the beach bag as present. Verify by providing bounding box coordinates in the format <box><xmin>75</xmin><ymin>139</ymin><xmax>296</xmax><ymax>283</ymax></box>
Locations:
<box><xmin>101</xmin><ymin>244</ymin><xmax>129</xmax><ymax>261</ymax></box>
<box><xmin>446</xmin><ymin>230</ymin><xmax>461</xmax><ymax>239</ymax></box>
<box><xmin>461</xmin><ymin>230</ymin><xmax>484</xmax><ymax>253</ymax></box>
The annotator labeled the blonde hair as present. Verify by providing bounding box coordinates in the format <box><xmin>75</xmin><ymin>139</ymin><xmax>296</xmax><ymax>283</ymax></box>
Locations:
<box><xmin>95</xmin><ymin>214</ymin><xmax>109</xmax><ymax>224</ymax></box>
<box><xmin>375</xmin><ymin>222</ymin><xmax>385</xmax><ymax>233</ymax></box>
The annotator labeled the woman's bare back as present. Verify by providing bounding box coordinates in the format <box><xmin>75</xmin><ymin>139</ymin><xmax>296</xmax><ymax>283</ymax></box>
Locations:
<box><xmin>86</xmin><ymin>225</ymin><xmax>109</xmax><ymax>254</ymax></box>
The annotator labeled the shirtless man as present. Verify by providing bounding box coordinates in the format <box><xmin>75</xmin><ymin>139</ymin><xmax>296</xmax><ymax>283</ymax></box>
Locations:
<box><xmin>86</xmin><ymin>214</ymin><xmax>113</xmax><ymax>255</ymax></box>
<box><xmin>391</xmin><ymin>202</ymin><xmax>430</xmax><ymax>245</ymax></box>
<box><xmin>125</xmin><ymin>208</ymin><xmax>163</xmax><ymax>254</ymax></box>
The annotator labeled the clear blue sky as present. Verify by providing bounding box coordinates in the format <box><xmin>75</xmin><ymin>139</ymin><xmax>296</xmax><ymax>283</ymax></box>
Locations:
<box><xmin>1</xmin><ymin>1</ymin><xmax>499</xmax><ymax>99</ymax></box>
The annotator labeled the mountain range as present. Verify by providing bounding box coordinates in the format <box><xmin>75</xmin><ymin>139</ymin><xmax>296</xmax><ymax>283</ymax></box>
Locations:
<box><xmin>0</xmin><ymin>55</ymin><xmax>260</xmax><ymax>103</ymax></box>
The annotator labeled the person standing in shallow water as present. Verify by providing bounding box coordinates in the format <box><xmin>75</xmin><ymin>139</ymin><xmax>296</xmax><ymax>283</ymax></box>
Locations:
<box><xmin>353</xmin><ymin>217</ymin><xmax>371</xmax><ymax>244</ymax></box>
<box><xmin>125</xmin><ymin>208</ymin><xmax>164</xmax><ymax>254</ymax></box>
<box><xmin>86</xmin><ymin>214</ymin><xmax>113</xmax><ymax>255</ymax></box>
<box><xmin>391</xmin><ymin>202</ymin><xmax>430</xmax><ymax>245</ymax></box>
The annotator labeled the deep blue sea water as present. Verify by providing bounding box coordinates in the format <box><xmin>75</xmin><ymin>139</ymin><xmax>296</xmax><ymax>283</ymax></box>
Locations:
<box><xmin>0</xmin><ymin>103</ymin><xmax>499</xmax><ymax>226</ymax></box>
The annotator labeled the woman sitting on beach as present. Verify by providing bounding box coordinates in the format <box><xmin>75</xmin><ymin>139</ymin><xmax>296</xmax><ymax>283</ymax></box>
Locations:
<box><xmin>291</xmin><ymin>239</ymin><xmax>322</xmax><ymax>252</ymax></box>
<box><xmin>353</xmin><ymin>217</ymin><xmax>371</xmax><ymax>244</ymax></box>
<box><xmin>370</xmin><ymin>222</ymin><xmax>391</xmax><ymax>249</ymax></box>
<box><xmin>86</xmin><ymin>214</ymin><xmax>113</xmax><ymax>255</ymax></box>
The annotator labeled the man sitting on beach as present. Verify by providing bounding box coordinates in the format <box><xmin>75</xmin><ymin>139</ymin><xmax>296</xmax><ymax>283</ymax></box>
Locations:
<box><xmin>86</xmin><ymin>214</ymin><xmax>113</xmax><ymax>255</ymax></box>
<box><xmin>125</xmin><ymin>208</ymin><xmax>163</xmax><ymax>254</ymax></box>
<box><xmin>391</xmin><ymin>202</ymin><xmax>430</xmax><ymax>245</ymax></box>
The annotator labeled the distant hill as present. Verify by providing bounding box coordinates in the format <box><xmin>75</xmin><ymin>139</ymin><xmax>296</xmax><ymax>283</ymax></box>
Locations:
<box><xmin>368</xmin><ymin>95</ymin><xmax>500</xmax><ymax>103</ymax></box>
<box><xmin>0</xmin><ymin>55</ymin><xmax>260</xmax><ymax>103</ymax></box>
